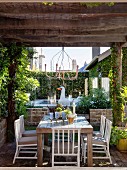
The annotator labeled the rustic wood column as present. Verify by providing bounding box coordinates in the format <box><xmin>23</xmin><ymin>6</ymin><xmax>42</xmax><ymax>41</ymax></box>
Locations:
<box><xmin>110</xmin><ymin>43</ymin><xmax>123</xmax><ymax>126</ymax></box>
<box><xmin>116</xmin><ymin>43</ymin><xmax>122</xmax><ymax>88</ymax></box>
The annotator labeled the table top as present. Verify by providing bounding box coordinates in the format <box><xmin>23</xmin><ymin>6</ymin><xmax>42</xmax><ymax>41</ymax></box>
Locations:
<box><xmin>36</xmin><ymin>114</ymin><xmax>93</xmax><ymax>134</ymax></box>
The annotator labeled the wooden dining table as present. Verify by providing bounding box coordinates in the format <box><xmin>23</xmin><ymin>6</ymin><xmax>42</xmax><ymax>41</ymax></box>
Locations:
<box><xmin>36</xmin><ymin>114</ymin><xmax>93</xmax><ymax>167</ymax></box>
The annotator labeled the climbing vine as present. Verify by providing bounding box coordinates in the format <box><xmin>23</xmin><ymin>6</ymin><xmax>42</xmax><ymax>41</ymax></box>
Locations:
<box><xmin>109</xmin><ymin>45</ymin><xmax>124</xmax><ymax>126</ymax></box>
<box><xmin>88</xmin><ymin>56</ymin><xmax>111</xmax><ymax>94</ymax></box>
<box><xmin>122</xmin><ymin>48</ymin><xmax>127</xmax><ymax>86</ymax></box>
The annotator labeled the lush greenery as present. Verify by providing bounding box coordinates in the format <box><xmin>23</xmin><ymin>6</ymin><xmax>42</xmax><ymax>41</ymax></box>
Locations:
<box><xmin>88</xmin><ymin>55</ymin><xmax>111</xmax><ymax>93</ymax></box>
<box><xmin>27</xmin><ymin>71</ymin><xmax>88</xmax><ymax>100</ymax></box>
<box><xmin>0</xmin><ymin>43</ymin><xmax>39</xmax><ymax>141</ymax></box>
<box><xmin>76</xmin><ymin>88</ymin><xmax>111</xmax><ymax>115</ymax></box>
<box><xmin>43</xmin><ymin>2</ymin><xmax>114</xmax><ymax>7</ymax></box>
<box><xmin>109</xmin><ymin>44</ymin><xmax>124</xmax><ymax>126</ymax></box>
<box><xmin>88</xmin><ymin>46</ymin><xmax>127</xmax><ymax>126</ymax></box>
<box><xmin>122</xmin><ymin>48</ymin><xmax>127</xmax><ymax>86</ymax></box>
<box><xmin>110</xmin><ymin>126</ymin><xmax>127</xmax><ymax>145</ymax></box>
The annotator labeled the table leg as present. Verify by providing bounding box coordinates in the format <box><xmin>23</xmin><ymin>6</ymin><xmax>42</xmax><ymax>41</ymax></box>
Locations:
<box><xmin>87</xmin><ymin>133</ymin><xmax>93</xmax><ymax>167</ymax></box>
<box><xmin>44</xmin><ymin>134</ymin><xmax>48</xmax><ymax>145</ymax></box>
<box><xmin>37</xmin><ymin>133</ymin><xmax>43</xmax><ymax>167</ymax></box>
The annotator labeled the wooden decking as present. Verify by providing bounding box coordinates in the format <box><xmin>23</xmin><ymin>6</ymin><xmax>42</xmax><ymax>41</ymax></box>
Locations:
<box><xmin>0</xmin><ymin>142</ymin><xmax>127</xmax><ymax>168</ymax></box>
<box><xmin>0</xmin><ymin>167</ymin><xmax>127</xmax><ymax>170</ymax></box>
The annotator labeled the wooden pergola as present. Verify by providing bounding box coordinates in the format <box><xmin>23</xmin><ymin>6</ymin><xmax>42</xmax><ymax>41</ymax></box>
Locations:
<box><xmin>0</xmin><ymin>2</ymin><xmax>127</xmax><ymax>47</ymax></box>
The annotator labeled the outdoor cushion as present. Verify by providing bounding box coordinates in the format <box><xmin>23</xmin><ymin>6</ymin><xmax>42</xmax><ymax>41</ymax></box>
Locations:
<box><xmin>18</xmin><ymin>136</ymin><xmax>37</xmax><ymax>145</ymax></box>
<box><xmin>22</xmin><ymin>130</ymin><xmax>37</xmax><ymax>137</ymax></box>
<box><xmin>83</xmin><ymin>136</ymin><xmax>107</xmax><ymax>146</ymax></box>
<box><xmin>93</xmin><ymin>131</ymin><xmax>102</xmax><ymax>137</ymax></box>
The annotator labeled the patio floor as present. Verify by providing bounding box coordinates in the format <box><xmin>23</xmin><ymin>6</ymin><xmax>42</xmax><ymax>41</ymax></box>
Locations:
<box><xmin>0</xmin><ymin>142</ymin><xmax>127</xmax><ymax>167</ymax></box>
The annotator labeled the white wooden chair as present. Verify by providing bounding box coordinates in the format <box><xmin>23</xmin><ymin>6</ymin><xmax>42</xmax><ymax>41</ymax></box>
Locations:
<box><xmin>93</xmin><ymin>115</ymin><xmax>106</xmax><ymax>137</ymax></box>
<box><xmin>82</xmin><ymin>118</ymin><xmax>112</xmax><ymax>164</ymax></box>
<box><xmin>19</xmin><ymin>115</ymin><xmax>36</xmax><ymax>137</ymax></box>
<box><xmin>52</xmin><ymin>127</ymin><xmax>81</xmax><ymax>167</ymax></box>
<box><xmin>13</xmin><ymin>119</ymin><xmax>37</xmax><ymax>164</ymax></box>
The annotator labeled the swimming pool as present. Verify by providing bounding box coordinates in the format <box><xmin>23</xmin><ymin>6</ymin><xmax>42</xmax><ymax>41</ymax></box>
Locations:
<box><xmin>28</xmin><ymin>99</ymin><xmax>58</xmax><ymax>107</ymax></box>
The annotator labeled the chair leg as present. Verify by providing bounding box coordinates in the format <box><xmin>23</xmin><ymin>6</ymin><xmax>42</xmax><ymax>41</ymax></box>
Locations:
<box><xmin>52</xmin><ymin>151</ymin><xmax>54</xmax><ymax>167</ymax></box>
<box><xmin>107</xmin><ymin>146</ymin><xmax>112</xmax><ymax>164</ymax></box>
<box><xmin>84</xmin><ymin>143</ymin><xmax>87</xmax><ymax>164</ymax></box>
<box><xmin>13</xmin><ymin>146</ymin><xmax>19</xmax><ymax>164</ymax></box>
<box><xmin>77</xmin><ymin>153</ymin><xmax>80</xmax><ymax>167</ymax></box>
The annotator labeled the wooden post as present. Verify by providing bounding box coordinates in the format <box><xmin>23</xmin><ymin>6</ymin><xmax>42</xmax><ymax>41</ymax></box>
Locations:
<box><xmin>111</xmin><ymin>43</ymin><xmax>123</xmax><ymax>126</ymax></box>
<box><xmin>37</xmin><ymin>133</ymin><xmax>43</xmax><ymax>167</ymax></box>
<box><xmin>87</xmin><ymin>133</ymin><xmax>93</xmax><ymax>167</ymax></box>
<box><xmin>116</xmin><ymin>42</ymin><xmax>122</xmax><ymax>88</ymax></box>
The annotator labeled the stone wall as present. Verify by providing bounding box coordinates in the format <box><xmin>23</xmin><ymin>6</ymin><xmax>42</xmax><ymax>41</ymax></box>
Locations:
<box><xmin>90</xmin><ymin>109</ymin><xmax>113</xmax><ymax>127</ymax></box>
<box><xmin>26</xmin><ymin>108</ymin><xmax>49</xmax><ymax>125</ymax></box>
<box><xmin>0</xmin><ymin>118</ymin><xmax>7</xmax><ymax>148</ymax></box>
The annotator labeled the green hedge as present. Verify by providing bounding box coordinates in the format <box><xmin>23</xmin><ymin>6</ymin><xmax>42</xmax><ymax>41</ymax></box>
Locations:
<box><xmin>28</xmin><ymin>71</ymin><xmax>88</xmax><ymax>99</ymax></box>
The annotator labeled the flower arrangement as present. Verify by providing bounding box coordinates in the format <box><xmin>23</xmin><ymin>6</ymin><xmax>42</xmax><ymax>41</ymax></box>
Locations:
<box><xmin>55</xmin><ymin>107</ymin><xmax>63</xmax><ymax>112</ymax></box>
<box><xmin>64</xmin><ymin>108</ymin><xmax>72</xmax><ymax>116</ymax></box>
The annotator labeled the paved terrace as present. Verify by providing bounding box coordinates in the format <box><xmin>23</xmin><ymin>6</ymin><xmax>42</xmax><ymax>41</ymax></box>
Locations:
<box><xmin>0</xmin><ymin>142</ymin><xmax>127</xmax><ymax>168</ymax></box>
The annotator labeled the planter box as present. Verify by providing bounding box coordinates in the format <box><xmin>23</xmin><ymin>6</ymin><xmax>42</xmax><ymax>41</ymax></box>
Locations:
<box><xmin>26</xmin><ymin>107</ymin><xmax>49</xmax><ymax>125</ymax></box>
<box><xmin>117</xmin><ymin>139</ymin><xmax>127</xmax><ymax>152</ymax></box>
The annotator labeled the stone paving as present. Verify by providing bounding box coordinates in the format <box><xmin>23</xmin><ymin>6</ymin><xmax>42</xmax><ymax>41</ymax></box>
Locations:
<box><xmin>0</xmin><ymin>142</ymin><xmax>127</xmax><ymax>167</ymax></box>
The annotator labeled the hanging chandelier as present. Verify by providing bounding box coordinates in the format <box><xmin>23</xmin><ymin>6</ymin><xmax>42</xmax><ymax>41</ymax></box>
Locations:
<box><xmin>45</xmin><ymin>47</ymin><xmax>79</xmax><ymax>81</ymax></box>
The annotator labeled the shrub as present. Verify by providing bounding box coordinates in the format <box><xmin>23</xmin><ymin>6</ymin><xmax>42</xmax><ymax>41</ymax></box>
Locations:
<box><xmin>76</xmin><ymin>88</ymin><xmax>111</xmax><ymax>114</ymax></box>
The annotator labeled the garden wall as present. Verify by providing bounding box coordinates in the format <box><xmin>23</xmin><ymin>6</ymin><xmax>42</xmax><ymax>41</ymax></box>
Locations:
<box><xmin>90</xmin><ymin>109</ymin><xmax>113</xmax><ymax>126</ymax></box>
<box><xmin>26</xmin><ymin>108</ymin><xmax>49</xmax><ymax>125</ymax></box>
<box><xmin>0</xmin><ymin>119</ymin><xmax>7</xmax><ymax>148</ymax></box>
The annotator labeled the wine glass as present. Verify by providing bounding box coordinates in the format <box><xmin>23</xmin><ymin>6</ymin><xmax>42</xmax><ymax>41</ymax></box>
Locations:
<box><xmin>49</xmin><ymin>112</ymin><xmax>54</xmax><ymax>122</ymax></box>
<box><xmin>62</xmin><ymin>112</ymin><xmax>66</xmax><ymax>121</ymax></box>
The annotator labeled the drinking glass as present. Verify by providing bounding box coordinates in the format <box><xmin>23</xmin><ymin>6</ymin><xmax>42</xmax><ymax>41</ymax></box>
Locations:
<box><xmin>55</xmin><ymin>112</ymin><xmax>59</xmax><ymax>122</ymax></box>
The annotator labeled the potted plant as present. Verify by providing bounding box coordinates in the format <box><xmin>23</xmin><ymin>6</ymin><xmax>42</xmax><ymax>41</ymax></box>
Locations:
<box><xmin>55</xmin><ymin>104</ymin><xmax>64</xmax><ymax>118</ymax></box>
<box><xmin>110</xmin><ymin>126</ymin><xmax>127</xmax><ymax>152</ymax></box>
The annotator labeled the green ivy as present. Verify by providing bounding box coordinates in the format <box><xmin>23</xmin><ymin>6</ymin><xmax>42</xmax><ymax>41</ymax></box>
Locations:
<box><xmin>110</xmin><ymin>45</ymin><xmax>124</xmax><ymax>126</ymax></box>
<box><xmin>122</xmin><ymin>48</ymin><xmax>127</xmax><ymax>86</ymax></box>
<box><xmin>88</xmin><ymin>56</ymin><xmax>111</xmax><ymax>94</ymax></box>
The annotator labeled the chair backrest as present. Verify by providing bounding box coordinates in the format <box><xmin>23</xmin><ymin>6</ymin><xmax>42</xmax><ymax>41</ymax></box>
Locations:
<box><xmin>103</xmin><ymin>119</ymin><xmax>112</xmax><ymax>144</ymax></box>
<box><xmin>52</xmin><ymin>127</ymin><xmax>81</xmax><ymax>155</ymax></box>
<box><xmin>14</xmin><ymin>119</ymin><xmax>21</xmax><ymax>145</ymax></box>
<box><xmin>19</xmin><ymin>115</ymin><xmax>25</xmax><ymax>134</ymax></box>
<box><xmin>100</xmin><ymin>115</ymin><xmax>106</xmax><ymax>137</ymax></box>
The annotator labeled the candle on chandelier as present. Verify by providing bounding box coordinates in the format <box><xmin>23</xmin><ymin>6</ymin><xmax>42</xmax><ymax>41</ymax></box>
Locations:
<box><xmin>73</xmin><ymin>102</ymin><xmax>76</xmax><ymax>114</ymax></box>
<box><xmin>45</xmin><ymin>64</ymin><xmax>46</xmax><ymax>72</ymax></box>
<box><xmin>56</xmin><ymin>64</ymin><xmax>58</xmax><ymax>71</ymax></box>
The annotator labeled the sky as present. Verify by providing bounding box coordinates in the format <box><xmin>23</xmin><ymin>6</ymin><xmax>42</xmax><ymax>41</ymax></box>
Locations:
<box><xmin>34</xmin><ymin>47</ymin><xmax>110</xmax><ymax>71</ymax></box>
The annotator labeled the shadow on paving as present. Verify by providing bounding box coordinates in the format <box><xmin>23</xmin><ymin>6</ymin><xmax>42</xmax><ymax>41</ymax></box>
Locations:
<box><xmin>0</xmin><ymin>142</ymin><xmax>127</xmax><ymax>167</ymax></box>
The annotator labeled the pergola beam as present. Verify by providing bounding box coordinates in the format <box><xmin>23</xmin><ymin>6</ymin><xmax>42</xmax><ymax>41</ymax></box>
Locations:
<box><xmin>1</xmin><ymin>35</ymin><xmax>126</xmax><ymax>42</ymax></box>
<box><xmin>0</xmin><ymin>2</ymin><xmax>127</xmax><ymax>47</ymax></box>
<box><xmin>0</xmin><ymin>16</ymin><xmax>127</xmax><ymax>30</ymax></box>
<box><xmin>0</xmin><ymin>28</ymin><xmax>127</xmax><ymax>36</ymax></box>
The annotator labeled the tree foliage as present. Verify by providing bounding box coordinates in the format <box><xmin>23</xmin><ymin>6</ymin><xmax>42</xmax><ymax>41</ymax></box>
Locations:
<box><xmin>0</xmin><ymin>43</ymin><xmax>39</xmax><ymax>141</ymax></box>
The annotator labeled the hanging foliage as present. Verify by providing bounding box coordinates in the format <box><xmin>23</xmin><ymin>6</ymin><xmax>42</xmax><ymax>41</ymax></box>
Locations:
<box><xmin>109</xmin><ymin>44</ymin><xmax>124</xmax><ymax>126</ymax></box>
<box><xmin>122</xmin><ymin>48</ymin><xmax>127</xmax><ymax>86</ymax></box>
